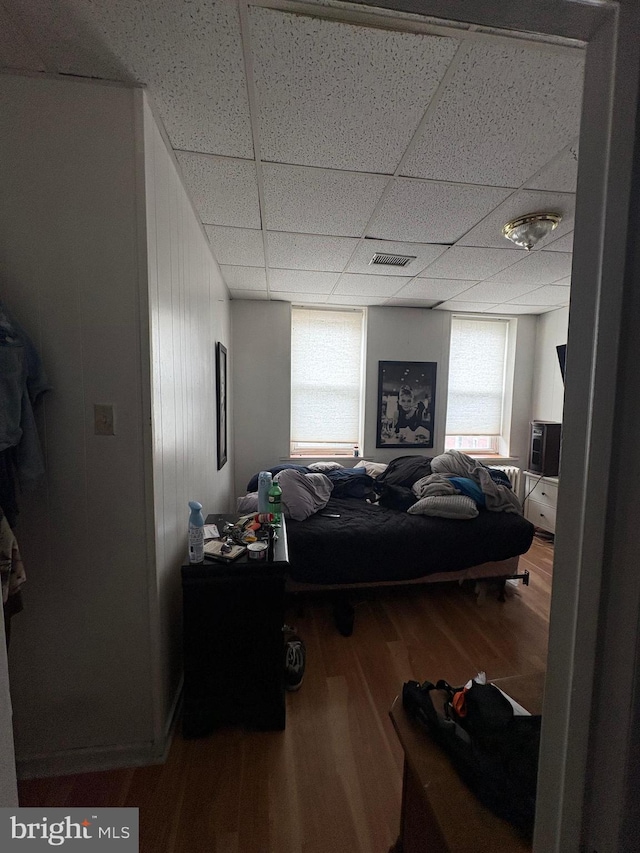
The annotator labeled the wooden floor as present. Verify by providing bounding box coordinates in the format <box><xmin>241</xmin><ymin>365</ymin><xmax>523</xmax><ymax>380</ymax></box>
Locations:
<box><xmin>18</xmin><ymin>534</ymin><xmax>554</xmax><ymax>853</ymax></box>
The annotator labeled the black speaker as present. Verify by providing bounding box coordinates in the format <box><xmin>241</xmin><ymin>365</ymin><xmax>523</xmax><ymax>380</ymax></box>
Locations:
<box><xmin>528</xmin><ymin>421</ymin><xmax>562</xmax><ymax>476</ymax></box>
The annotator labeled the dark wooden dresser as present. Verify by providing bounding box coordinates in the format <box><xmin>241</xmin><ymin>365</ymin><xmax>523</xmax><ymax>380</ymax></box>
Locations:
<box><xmin>181</xmin><ymin>515</ymin><xmax>289</xmax><ymax>737</ymax></box>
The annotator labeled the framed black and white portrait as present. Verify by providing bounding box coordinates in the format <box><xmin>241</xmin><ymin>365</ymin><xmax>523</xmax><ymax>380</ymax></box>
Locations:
<box><xmin>376</xmin><ymin>361</ymin><xmax>437</xmax><ymax>449</ymax></box>
<box><xmin>216</xmin><ymin>342</ymin><xmax>228</xmax><ymax>469</ymax></box>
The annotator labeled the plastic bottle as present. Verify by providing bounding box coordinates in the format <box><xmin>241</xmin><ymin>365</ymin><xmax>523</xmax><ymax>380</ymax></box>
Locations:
<box><xmin>188</xmin><ymin>500</ymin><xmax>205</xmax><ymax>563</ymax></box>
<box><xmin>267</xmin><ymin>480</ymin><xmax>283</xmax><ymax>526</ymax></box>
<box><xmin>353</xmin><ymin>444</ymin><xmax>360</xmax><ymax>458</ymax></box>
<box><xmin>257</xmin><ymin>471</ymin><xmax>273</xmax><ymax>514</ymax></box>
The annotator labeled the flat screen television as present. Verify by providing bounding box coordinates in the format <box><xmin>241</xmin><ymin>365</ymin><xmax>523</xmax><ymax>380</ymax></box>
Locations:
<box><xmin>556</xmin><ymin>344</ymin><xmax>567</xmax><ymax>382</ymax></box>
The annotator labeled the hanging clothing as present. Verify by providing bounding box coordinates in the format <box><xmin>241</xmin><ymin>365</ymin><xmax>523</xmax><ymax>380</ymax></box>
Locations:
<box><xmin>0</xmin><ymin>299</ymin><xmax>51</xmax><ymax>498</ymax></box>
<box><xmin>1</xmin><ymin>506</ymin><xmax>25</xmax><ymax>647</ymax></box>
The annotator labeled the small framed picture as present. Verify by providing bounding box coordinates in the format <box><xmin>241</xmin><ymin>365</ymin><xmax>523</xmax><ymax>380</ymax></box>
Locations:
<box><xmin>216</xmin><ymin>342</ymin><xmax>228</xmax><ymax>469</ymax></box>
<box><xmin>376</xmin><ymin>361</ymin><xmax>437</xmax><ymax>449</ymax></box>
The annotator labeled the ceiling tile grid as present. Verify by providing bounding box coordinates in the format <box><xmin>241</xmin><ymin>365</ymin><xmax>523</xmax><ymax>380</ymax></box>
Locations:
<box><xmin>205</xmin><ymin>226</ymin><xmax>265</xmax><ymax>267</ymax></box>
<box><xmin>507</xmin><ymin>285</ymin><xmax>571</xmax><ymax>305</ymax></box>
<box><xmin>402</xmin><ymin>41</ymin><xmax>584</xmax><ymax>187</ymax></box>
<box><xmin>525</xmin><ymin>141</ymin><xmax>579</xmax><ymax>193</ymax></box>
<box><xmin>269</xmin><ymin>269</ymin><xmax>339</xmax><ymax>293</ymax></box>
<box><xmin>262</xmin><ymin>163</ymin><xmax>389</xmax><ymax>236</ymax></box>
<box><xmin>0</xmin><ymin>1</ymin><xmax>586</xmax><ymax>315</ymax></box>
<box><xmin>9</xmin><ymin>0</ymin><xmax>255</xmax><ymax>158</ymax></box>
<box><xmin>267</xmin><ymin>233</ymin><xmax>359</xmax><ymax>271</ymax></box>
<box><xmin>368</xmin><ymin>178</ymin><xmax>513</xmax><ymax>244</ymax></box>
<box><xmin>418</xmin><ymin>245</ymin><xmax>524</xmax><ymax>279</ymax></box>
<box><xmin>219</xmin><ymin>265</ymin><xmax>267</xmax><ymax>291</ymax></box>
<box><xmin>488</xmin><ymin>251</ymin><xmax>572</xmax><ymax>285</ymax></box>
<box><xmin>176</xmin><ymin>153</ymin><xmax>261</xmax><ymax>229</ymax></box>
<box><xmin>449</xmin><ymin>280</ymin><xmax>544</xmax><ymax>303</ymax></box>
<box><xmin>435</xmin><ymin>300</ymin><xmax>500</xmax><ymax>312</ymax></box>
<box><xmin>334</xmin><ymin>273</ymin><xmax>409</xmax><ymax>296</ymax></box>
<box><xmin>394</xmin><ymin>278</ymin><xmax>477</xmax><ymax>301</ymax></box>
<box><xmin>249</xmin><ymin>7</ymin><xmax>459</xmax><ymax>174</ymax></box>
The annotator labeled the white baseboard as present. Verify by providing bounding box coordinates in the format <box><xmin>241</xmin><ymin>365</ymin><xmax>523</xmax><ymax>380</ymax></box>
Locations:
<box><xmin>16</xmin><ymin>679</ymin><xmax>184</xmax><ymax>780</ymax></box>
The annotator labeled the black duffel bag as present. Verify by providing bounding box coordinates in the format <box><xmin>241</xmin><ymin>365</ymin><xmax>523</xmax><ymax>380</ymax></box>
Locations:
<box><xmin>402</xmin><ymin>678</ymin><xmax>541</xmax><ymax>837</ymax></box>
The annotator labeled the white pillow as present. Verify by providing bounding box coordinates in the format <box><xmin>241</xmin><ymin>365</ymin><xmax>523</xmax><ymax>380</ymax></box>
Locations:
<box><xmin>308</xmin><ymin>461</ymin><xmax>344</xmax><ymax>472</ymax></box>
<box><xmin>407</xmin><ymin>495</ymin><xmax>479</xmax><ymax>519</ymax></box>
<box><xmin>354</xmin><ymin>460</ymin><xmax>388</xmax><ymax>479</ymax></box>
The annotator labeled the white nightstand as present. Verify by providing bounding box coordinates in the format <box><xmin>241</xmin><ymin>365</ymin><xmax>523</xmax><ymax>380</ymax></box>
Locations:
<box><xmin>524</xmin><ymin>471</ymin><xmax>559</xmax><ymax>535</ymax></box>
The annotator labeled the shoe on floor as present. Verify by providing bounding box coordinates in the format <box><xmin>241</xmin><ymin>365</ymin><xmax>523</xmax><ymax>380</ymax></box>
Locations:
<box><xmin>283</xmin><ymin>629</ymin><xmax>306</xmax><ymax>692</ymax></box>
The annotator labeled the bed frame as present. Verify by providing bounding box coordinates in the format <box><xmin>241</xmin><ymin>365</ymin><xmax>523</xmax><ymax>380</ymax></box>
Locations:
<box><xmin>286</xmin><ymin>556</ymin><xmax>530</xmax><ymax>635</ymax></box>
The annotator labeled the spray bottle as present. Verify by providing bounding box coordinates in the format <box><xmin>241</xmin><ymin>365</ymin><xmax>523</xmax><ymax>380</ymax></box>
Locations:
<box><xmin>188</xmin><ymin>500</ymin><xmax>205</xmax><ymax>563</ymax></box>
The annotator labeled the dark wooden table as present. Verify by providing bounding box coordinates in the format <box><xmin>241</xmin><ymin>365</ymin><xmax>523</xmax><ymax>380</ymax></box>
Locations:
<box><xmin>181</xmin><ymin>514</ymin><xmax>289</xmax><ymax>737</ymax></box>
<box><xmin>389</xmin><ymin>672</ymin><xmax>545</xmax><ymax>852</ymax></box>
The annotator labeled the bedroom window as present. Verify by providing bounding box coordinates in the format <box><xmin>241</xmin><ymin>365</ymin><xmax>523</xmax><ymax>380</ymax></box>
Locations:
<box><xmin>445</xmin><ymin>316</ymin><xmax>510</xmax><ymax>455</ymax></box>
<box><xmin>290</xmin><ymin>307</ymin><xmax>365</xmax><ymax>457</ymax></box>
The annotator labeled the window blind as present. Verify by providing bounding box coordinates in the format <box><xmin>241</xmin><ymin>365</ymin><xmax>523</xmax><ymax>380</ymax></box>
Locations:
<box><xmin>291</xmin><ymin>308</ymin><xmax>363</xmax><ymax>446</ymax></box>
<box><xmin>446</xmin><ymin>317</ymin><xmax>508</xmax><ymax>435</ymax></box>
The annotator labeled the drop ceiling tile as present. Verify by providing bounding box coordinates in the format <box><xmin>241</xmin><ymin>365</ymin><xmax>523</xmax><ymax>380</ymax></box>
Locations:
<box><xmin>508</xmin><ymin>285</ymin><xmax>571</xmax><ymax>305</ymax></box>
<box><xmin>395</xmin><ymin>279</ymin><xmax>476</xmax><ymax>301</ymax></box>
<box><xmin>419</xmin><ymin>246</ymin><xmax>523</xmax><ymax>280</ymax></box>
<box><xmin>449</xmin><ymin>280</ymin><xmax>541</xmax><ymax>303</ymax></box>
<box><xmin>525</xmin><ymin>142</ymin><xmax>579</xmax><ymax>192</ymax></box>
<box><xmin>489</xmin><ymin>251</ymin><xmax>572</xmax><ymax>285</ymax></box>
<box><xmin>270</xmin><ymin>292</ymin><xmax>328</xmax><ymax>304</ymax></box>
<box><xmin>485</xmin><ymin>304</ymin><xmax>554</xmax><ymax>315</ymax></box>
<box><xmin>346</xmin><ymin>240</ymin><xmax>447</xmax><ymax>277</ymax></box>
<box><xmin>368</xmin><ymin>179</ymin><xmax>512</xmax><ymax>244</ymax></box>
<box><xmin>402</xmin><ymin>41</ymin><xmax>584</xmax><ymax>187</ymax></box>
<box><xmin>176</xmin><ymin>153</ymin><xmax>260</xmax><ymax>228</ymax></box>
<box><xmin>541</xmin><ymin>231</ymin><xmax>574</xmax><ymax>253</ymax></box>
<box><xmin>220</xmin><ymin>266</ymin><xmax>267</xmax><ymax>291</ymax></box>
<box><xmin>262</xmin><ymin>164</ymin><xmax>388</xmax><ymax>236</ymax></box>
<box><xmin>334</xmin><ymin>273</ymin><xmax>408</xmax><ymax>296</ymax></box>
<box><xmin>553</xmin><ymin>277</ymin><xmax>572</xmax><ymax>287</ymax></box>
<box><xmin>327</xmin><ymin>295</ymin><xmax>388</xmax><ymax>306</ymax></box>
<box><xmin>434</xmin><ymin>301</ymin><xmax>498</xmax><ymax>313</ymax></box>
<box><xmin>267</xmin><ymin>233</ymin><xmax>359</xmax><ymax>272</ymax></box>
<box><xmin>230</xmin><ymin>290</ymin><xmax>269</xmax><ymax>300</ymax></box>
<box><xmin>250</xmin><ymin>7</ymin><xmax>458</xmax><ymax>173</ymax></box>
<box><xmin>11</xmin><ymin>0</ymin><xmax>254</xmax><ymax>158</ymax></box>
<box><xmin>385</xmin><ymin>299</ymin><xmax>440</xmax><ymax>308</ymax></box>
<box><xmin>205</xmin><ymin>227</ymin><xmax>265</xmax><ymax>267</ymax></box>
<box><xmin>457</xmin><ymin>189</ymin><xmax>575</xmax><ymax>249</ymax></box>
<box><xmin>269</xmin><ymin>270</ymin><xmax>339</xmax><ymax>293</ymax></box>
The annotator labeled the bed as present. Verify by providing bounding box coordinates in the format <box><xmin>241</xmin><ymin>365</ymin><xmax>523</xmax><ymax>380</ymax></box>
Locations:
<box><xmin>242</xmin><ymin>454</ymin><xmax>535</xmax><ymax>634</ymax></box>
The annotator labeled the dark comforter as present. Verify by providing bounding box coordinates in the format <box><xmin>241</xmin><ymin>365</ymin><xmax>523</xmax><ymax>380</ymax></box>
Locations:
<box><xmin>286</xmin><ymin>497</ymin><xmax>534</xmax><ymax>585</ymax></box>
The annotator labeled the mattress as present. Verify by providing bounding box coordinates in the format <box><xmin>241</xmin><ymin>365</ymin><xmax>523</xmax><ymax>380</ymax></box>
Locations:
<box><xmin>285</xmin><ymin>497</ymin><xmax>534</xmax><ymax>585</ymax></box>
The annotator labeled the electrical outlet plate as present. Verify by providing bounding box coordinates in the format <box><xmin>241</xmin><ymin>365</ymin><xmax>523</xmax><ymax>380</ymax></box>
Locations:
<box><xmin>94</xmin><ymin>404</ymin><xmax>115</xmax><ymax>436</ymax></box>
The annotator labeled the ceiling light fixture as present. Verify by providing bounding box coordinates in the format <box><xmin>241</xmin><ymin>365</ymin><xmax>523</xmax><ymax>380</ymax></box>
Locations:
<box><xmin>502</xmin><ymin>212</ymin><xmax>562</xmax><ymax>251</ymax></box>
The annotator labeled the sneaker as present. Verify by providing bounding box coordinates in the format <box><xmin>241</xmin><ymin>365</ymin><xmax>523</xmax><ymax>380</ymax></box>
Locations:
<box><xmin>283</xmin><ymin>628</ymin><xmax>306</xmax><ymax>692</ymax></box>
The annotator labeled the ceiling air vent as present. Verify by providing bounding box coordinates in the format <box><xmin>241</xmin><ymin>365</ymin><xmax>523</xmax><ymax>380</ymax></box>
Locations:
<box><xmin>369</xmin><ymin>252</ymin><xmax>416</xmax><ymax>268</ymax></box>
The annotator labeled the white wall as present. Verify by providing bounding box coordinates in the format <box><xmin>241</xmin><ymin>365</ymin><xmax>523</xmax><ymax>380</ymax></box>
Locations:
<box><xmin>231</xmin><ymin>303</ymin><xmax>537</xmax><ymax>499</ymax></box>
<box><xmin>1</xmin><ymin>74</ymin><xmax>155</xmax><ymax>772</ymax></box>
<box><xmin>532</xmin><ymin>307</ymin><xmax>568</xmax><ymax>423</ymax></box>
<box><xmin>0</xmin><ymin>74</ymin><xmax>233</xmax><ymax>776</ymax></box>
<box><xmin>231</xmin><ymin>300</ymin><xmax>291</xmax><ymax>500</ymax></box>
<box><xmin>142</xmin><ymin>93</ymin><xmax>232</xmax><ymax>736</ymax></box>
<box><xmin>364</xmin><ymin>307</ymin><xmax>451</xmax><ymax>459</ymax></box>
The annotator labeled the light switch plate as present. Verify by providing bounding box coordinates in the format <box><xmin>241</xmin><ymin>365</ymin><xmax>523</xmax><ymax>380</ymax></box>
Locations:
<box><xmin>94</xmin><ymin>404</ymin><xmax>115</xmax><ymax>436</ymax></box>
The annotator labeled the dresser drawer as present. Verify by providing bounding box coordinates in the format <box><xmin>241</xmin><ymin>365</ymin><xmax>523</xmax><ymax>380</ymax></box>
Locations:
<box><xmin>525</xmin><ymin>497</ymin><xmax>557</xmax><ymax>533</ymax></box>
<box><xmin>526</xmin><ymin>477</ymin><xmax>558</xmax><ymax>508</ymax></box>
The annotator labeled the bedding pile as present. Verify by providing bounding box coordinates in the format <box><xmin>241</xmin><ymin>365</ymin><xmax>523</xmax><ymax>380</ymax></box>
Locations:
<box><xmin>240</xmin><ymin>451</ymin><xmax>521</xmax><ymax>521</ymax></box>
